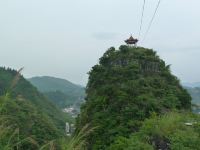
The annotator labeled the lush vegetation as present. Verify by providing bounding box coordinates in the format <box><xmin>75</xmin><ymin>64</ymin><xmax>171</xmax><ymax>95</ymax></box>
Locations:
<box><xmin>0</xmin><ymin>67</ymin><xmax>70</xmax><ymax>149</ymax></box>
<box><xmin>108</xmin><ymin>112</ymin><xmax>200</xmax><ymax>150</ymax></box>
<box><xmin>1</xmin><ymin>46</ymin><xmax>199</xmax><ymax>150</ymax></box>
<box><xmin>76</xmin><ymin>46</ymin><xmax>192</xmax><ymax>149</ymax></box>
<box><xmin>44</xmin><ymin>90</ymin><xmax>74</xmax><ymax>108</ymax></box>
<box><xmin>28</xmin><ymin>76</ymin><xmax>85</xmax><ymax>109</ymax></box>
<box><xmin>0</xmin><ymin>103</ymin><xmax>90</xmax><ymax>150</ymax></box>
<box><xmin>0</xmin><ymin>95</ymin><xmax>59</xmax><ymax>149</ymax></box>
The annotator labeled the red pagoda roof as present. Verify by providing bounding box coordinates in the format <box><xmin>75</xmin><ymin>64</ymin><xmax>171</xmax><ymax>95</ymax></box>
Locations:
<box><xmin>125</xmin><ymin>36</ymin><xmax>138</xmax><ymax>45</ymax></box>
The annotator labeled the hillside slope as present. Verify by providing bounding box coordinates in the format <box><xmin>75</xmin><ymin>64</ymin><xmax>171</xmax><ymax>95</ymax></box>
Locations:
<box><xmin>28</xmin><ymin>76</ymin><xmax>85</xmax><ymax>109</ymax></box>
<box><xmin>0</xmin><ymin>67</ymin><xmax>69</xmax><ymax>149</ymax></box>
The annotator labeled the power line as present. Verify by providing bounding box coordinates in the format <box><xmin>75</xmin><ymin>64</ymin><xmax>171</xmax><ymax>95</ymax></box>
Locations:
<box><xmin>138</xmin><ymin>0</ymin><xmax>146</xmax><ymax>40</ymax></box>
<box><xmin>142</xmin><ymin>0</ymin><xmax>162</xmax><ymax>42</ymax></box>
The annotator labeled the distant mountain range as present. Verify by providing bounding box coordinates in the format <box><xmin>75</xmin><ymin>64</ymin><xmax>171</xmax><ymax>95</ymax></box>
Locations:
<box><xmin>181</xmin><ymin>82</ymin><xmax>200</xmax><ymax>105</ymax></box>
<box><xmin>182</xmin><ymin>82</ymin><xmax>200</xmax><ymax>88</ymax></box>
<box><xmin>28</xmin><ymin>76</ymin><xmax>85</xmax><ymax>109</ymax></box>
<box><xmin>184</xmin><ymin>87</ymin><xmax>200</xmax><ymax>105</ymax></box>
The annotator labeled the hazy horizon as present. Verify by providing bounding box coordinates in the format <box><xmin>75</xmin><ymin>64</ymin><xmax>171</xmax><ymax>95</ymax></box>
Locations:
<box><xmin>0</xmin><ymin>0</ymin><xmax>200</xmax><ymax>85</ymax></box>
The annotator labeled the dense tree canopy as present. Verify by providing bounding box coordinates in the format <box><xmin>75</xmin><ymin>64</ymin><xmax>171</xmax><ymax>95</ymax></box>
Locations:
<box><xmin>0</xmin><ymin>67</ymin><xmax>70</xmax><ymax>149</ymax></box>
<box><xmin>76</xmin><ymin>46</ymin><xmax>192</xmax><ymax>149</ymax></box>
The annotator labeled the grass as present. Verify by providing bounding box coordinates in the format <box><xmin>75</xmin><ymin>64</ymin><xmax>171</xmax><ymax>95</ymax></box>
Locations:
<box><xmin>60</xmin><ymin>124</ymin><xmax>96</xmax><ymax>150</ymax></box>
<box><xmin>0</xmin><ymin>68</ymin><xmax>95</xmax><ymax>150</ymax></box>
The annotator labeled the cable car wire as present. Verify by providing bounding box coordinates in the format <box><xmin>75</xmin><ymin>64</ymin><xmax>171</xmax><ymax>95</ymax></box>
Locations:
<box><xmin>142</xmin><ymin>0</ymin><xmax>162</xmax><ymax>42</ymax></box>
<box><xmin>138</xmin><ymin>0</ymin><xmax>146</xmax><ymax>40</ymax></box>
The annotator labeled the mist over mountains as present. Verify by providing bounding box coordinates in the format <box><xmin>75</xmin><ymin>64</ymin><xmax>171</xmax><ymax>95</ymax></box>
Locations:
<box><xmin>181</xmin><ymin>82</ymin><xmax>200</xmax><ymax>105</ymax></box>
<box><xmin>182</xmin><ymin>82</ymin><xmax>200</xmax><ymax>88</ymax></box>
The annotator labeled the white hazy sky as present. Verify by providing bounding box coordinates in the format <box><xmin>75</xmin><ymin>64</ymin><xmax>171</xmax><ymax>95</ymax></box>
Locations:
<box><xmin>0</xmin><ymin>0</ymin><xmax>200</xmax><ymax>85</ymax></box>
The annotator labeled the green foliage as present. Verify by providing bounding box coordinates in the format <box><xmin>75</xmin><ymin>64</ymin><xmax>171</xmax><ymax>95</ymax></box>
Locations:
<box><xmin>109</xmin><ymin>112</ymin><xmax>200</xmax><ymax>150</ymax></box>
<box><xmin>76</xmin><ymin>46</ymin><xmax>192</xmax><ymax>149</ymax></box>
<box><xmin>1</xmin><ymin>97</ymin><xmax>59</xmax><ymax>138</ymax></box>
<box><xmin>0</xmin><ymin>67</ymin><xmax>70</xmax><ymax>149</ymax></box>
<box><xmin>0</xmin><ymin>124</ymin><xmax>37</xmax><ymax>150</ymax></box>
<box><xmin>108</xmin><ymin>136</ymin><xmax>153</xmax><ymax>150</ymax></box>
<box><xmin>44</xmin><ymin>91</ymin><xmax>71</xmax><ymax>107</ymax></box>
<box><xmin>28</xmin><ymin>76</ymin><xmax>85</xmax><ymax>109</ymax></box>
<box><xmin>60</xmin><ymin>124</ymin><xmax>95</xmax><ymax>150</ymax></box>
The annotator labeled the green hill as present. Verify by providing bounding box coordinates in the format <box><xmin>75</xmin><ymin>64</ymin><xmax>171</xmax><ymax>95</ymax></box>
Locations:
<box><xmin>28</xmin><ymin>76</ymin><xmax>85</xmax><ymax>109</ymax></box>
<box><xmin>76</xmin><ymin>46</ymin><xmax>192</xmax><ymax>149</ymax></box>
<box><xmin>0</xmin><ymin>67</ymin><xmax>69</xmax><ymax>149</ymax></box>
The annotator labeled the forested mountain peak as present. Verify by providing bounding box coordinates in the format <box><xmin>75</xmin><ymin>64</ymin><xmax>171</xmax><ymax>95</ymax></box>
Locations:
<box><xmin>77</xmin><ymin>45</ymin><xmax>192</xmax><ymax>149</ymax></box>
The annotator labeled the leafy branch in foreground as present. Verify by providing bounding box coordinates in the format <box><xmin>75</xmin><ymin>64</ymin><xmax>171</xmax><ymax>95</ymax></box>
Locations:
<box><xmin>0</xmin><ymin>116</ymin><xmax>38</xmax><ymax>150</ymax></box>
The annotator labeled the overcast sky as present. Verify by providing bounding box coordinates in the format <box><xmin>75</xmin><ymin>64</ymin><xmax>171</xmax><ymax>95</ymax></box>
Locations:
<box><xmin>0</xmin><ymin>0</ymin><xmax>199</xmax><ymax>85</ymax></box>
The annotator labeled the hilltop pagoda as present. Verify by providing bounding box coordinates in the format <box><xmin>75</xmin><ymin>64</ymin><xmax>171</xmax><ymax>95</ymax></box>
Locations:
<box><xmin>125</xmin><ymin>35</ymin><xmax>138</xmax><ymax>46</ymax></box>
